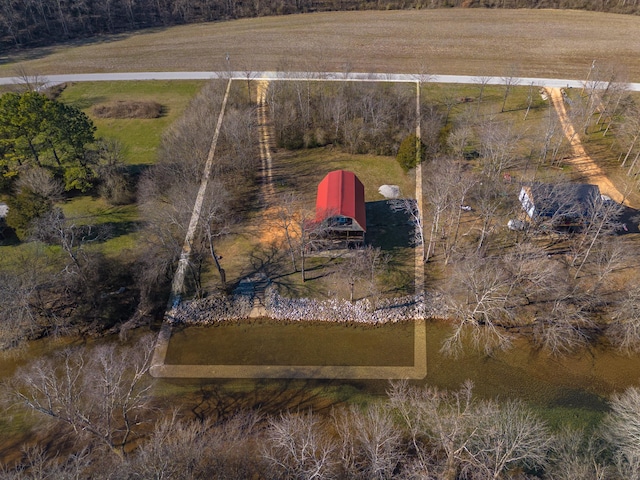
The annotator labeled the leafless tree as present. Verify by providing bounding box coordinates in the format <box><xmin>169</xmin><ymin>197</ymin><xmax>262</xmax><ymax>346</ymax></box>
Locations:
<box><xmin>570</xmin><ymin>195</ymin><xmax>624</xmax><ymax>279</ymax></box>
<box><xmin>478</xmin><ymin>118</ymin><xmax>524</xmax><ymax>177</ymax></box>
<box><xmin>31</xmin><ymin>208</ymin><xmax>111</xmax><ymax>287</ymax></box>
<box><xmin>532</xmin><ymin>296</ymin><xmax>596</xmax><ymax>356</ymax></box>
<box><xmin>618</xmin><ymin>104</ymin><xmax>640</xmax><ymax>173</ymax></box>
<box><xmin>262</xmin><ymin>410</ymin><xmax>338</xmax><ymax>480</ymax></box>
<box><xmin>468</xmin><ymin>176</ymin><xmax>511</xmax><ymax>252</ymax></box>
<box><xmin>0</xmin><ymin>256</ymin><xmax>48</xmax><ymax>350</ymax></box>
<box><xmin>0</xmin><ymin>445</ymin><xmax>92</xmax><ymax>480</ymax></box>
<box><xmin>607</xmin><ymin>282</ymin><xmax>640</xmax><ymax>354</ymax></box>
<box><xmin>502</xmin><ymin>242</ymin><xmax>559</xmax><ymax>305</ymax></box>
<box><xmin>428</xmin><ymin>157</ymin><xmax>476</xmax><ymax>264</ymax></box>
<box><xmin>605</xmin><ymin>387</ymin><xmax>640</xmax><ymax>479</ymax></box>
<box><xmin>6</xmin><ymin>335</ymin><xmax>155</xmax><ymax>457</ymax></box>
<box><xmin>463</xmin><ymin>398</ymin><xmax>551</xmax><ymax>479</ymax></box>
<box><xmin>549</xmin><ymin>427</ymin><xmax>611</xmax><ymax>480</ymax></box>
<box><xmin>127</xmin><ymin>410</ymin><xmax>263</xmax><ymax>479</ymax></box>
<box><xmin>271</xmin><ymin>192</ymin><xmax>302</xmax><ymax>273</ymax></box>
<box><xmin>387</xmin><ymin>380</ymin><xmax>477</xmax><ymax>480</ymax></box>
<box><xmin>15</xmin><ymin>167</ymin><xmax>64</xmax><ymax>202</ymax></box>
<box><xmin>11</xmin><ymin>65</ymin><xmax>48</xmax><ymax>93</ymax></box>
<box><xmin>500</xmin><ymin>66</ymin><xmax>521</xmax><ymax>113</ymax></box>
<box><xmin>330</xmin><ymin>246</ymin><xmax>388</xmax><ymax>303</ymax></box>
<box><xmin>200</xmin><ymin>179</ymin><xmax>231</xmax><ymax>286</ymax></box>
<box><xmin>332</xmin><ymin>403</ymin><xmax>403</xmax><ymax>480</ymax></box>
<box><xmin>473</xmin><ymin>75</ymin><xmax>493</xmax><ymax>115</ymax></box>
<box><xmin>443</xmin><ymin>254</ymin><xmax>516</xmax><ymax>356</ymax></box>
<box><xmin>93</xmin><ymin>138</ymin><xmax>133</xmax><ymax>205</ymax></box>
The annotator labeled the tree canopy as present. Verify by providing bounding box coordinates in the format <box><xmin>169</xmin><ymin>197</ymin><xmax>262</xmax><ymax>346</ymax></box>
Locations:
<box><xmin>0</xmin><ymin>91</ymin><xmax>96</xmax><ymax>191</ymax></box>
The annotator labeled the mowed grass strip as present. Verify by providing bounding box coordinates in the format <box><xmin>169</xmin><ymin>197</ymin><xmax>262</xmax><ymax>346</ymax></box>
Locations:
<box><xmin>2</xmin><ymin>10</ymin><xmax>640</xmax><ymax>81</ymax></box>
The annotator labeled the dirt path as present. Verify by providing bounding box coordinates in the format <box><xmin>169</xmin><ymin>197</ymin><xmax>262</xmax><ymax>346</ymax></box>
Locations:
<box><xmin>256</xmin><ymin>80</ymin><xmax>276</xmax><ymax>200</ymax></box>
<box><xmin>547</xmin><ymin>87</ymin><xmax>632</xmax><ymax>206</ymax></box>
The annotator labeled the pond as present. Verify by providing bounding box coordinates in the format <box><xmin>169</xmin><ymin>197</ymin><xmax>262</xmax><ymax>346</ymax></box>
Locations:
<box><xmin>160</xmin><ymin>319</ymin><xmax>640</xmax><ymax>424</ymax></box>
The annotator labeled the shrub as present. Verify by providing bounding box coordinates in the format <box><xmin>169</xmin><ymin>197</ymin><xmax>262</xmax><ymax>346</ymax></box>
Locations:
<box><xmin>396</xmin><ymin>133</ymin><xmax>426</xmax><ymax>172</ymax></box>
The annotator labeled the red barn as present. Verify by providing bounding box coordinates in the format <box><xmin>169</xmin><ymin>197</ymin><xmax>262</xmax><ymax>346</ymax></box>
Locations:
<box><xmin>315</xmin><ymin>170</ymin><xmax>366</xmax><ymax>247</ymax></box>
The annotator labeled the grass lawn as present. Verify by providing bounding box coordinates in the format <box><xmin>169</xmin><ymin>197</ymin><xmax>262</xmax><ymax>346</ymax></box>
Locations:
<box><xmin>58</xmin><ymin>80</ymin><xmax>206</xmax><ymax>167</ymax></box>
<box><xmin>201</xmin><ymin>145</ymin><xmax>417</xmax><ymax>299</ymax></box>
<box><xmin>60</xmin><ymin>196</ymin><xmax>141</xmax><ymax>258</ymax></box>
<box><xmin>1</xmin><ymin>82</ymin><xmax>206</xmax><ymax>261</ymax></box>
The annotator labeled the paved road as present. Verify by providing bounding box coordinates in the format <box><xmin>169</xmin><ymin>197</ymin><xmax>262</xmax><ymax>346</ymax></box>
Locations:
<box><xmin>1</xmin><ymin>71</ymin><xmax>640</xmax><ymax>91</ymax></box>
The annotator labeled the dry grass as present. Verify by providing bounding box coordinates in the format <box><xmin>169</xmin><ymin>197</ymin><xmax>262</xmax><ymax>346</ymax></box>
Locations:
<box><xmin>2</xmin><ymin>10</ymin><xmax>640</xmax><ymax>81</ymax></box>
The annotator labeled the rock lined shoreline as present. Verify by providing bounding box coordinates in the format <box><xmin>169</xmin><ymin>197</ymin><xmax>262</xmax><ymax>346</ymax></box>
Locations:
<box><xmin>168</xmin><ymin>287</ymin><xmax>449</xmax><ymax>325</ymax></box>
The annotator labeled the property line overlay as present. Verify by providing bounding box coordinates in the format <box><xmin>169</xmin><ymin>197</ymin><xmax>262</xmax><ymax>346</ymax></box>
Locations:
<box><xmin>150</xmin><ymin>78</ymin><xmax>427</xmax><ymax>380</ymax></box>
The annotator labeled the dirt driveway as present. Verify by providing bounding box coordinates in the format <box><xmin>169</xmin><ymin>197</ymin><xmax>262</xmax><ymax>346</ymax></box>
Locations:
<box><xmin>547</xmin><ymin>87</ymin><xmax>635</xmax><ymax>208</ymax></box>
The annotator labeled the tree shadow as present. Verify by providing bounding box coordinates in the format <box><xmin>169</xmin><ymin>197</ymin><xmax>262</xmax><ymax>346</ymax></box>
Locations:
<box><xmin>189</xmin><ymin>378</ymin><xmax>349</xmax><ymax>422</ymax></box>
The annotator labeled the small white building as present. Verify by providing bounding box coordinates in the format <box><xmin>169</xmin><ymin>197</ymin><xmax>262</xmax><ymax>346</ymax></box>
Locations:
<box><xmin>0</xmin><ymin>202</ymin><xmax>7</xmax><ymax>219</ymax></box>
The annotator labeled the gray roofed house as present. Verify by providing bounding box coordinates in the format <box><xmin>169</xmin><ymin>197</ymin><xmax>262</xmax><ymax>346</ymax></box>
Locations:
<box><xmin>519</xmin><ymin>183</ymin><xmax>601</xmax><ymax>229</ymax></box>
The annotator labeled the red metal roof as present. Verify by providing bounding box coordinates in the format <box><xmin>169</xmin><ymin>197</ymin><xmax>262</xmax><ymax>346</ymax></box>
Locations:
<box><xmin>315</xmin><ymin>170</ymin><xmax>366</xmax><ymax>232</ymax></box>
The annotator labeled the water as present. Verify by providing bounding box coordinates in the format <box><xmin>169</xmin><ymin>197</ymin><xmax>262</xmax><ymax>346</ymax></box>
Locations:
<box><xmin>163</xmin><ymin>319</ymin><xmax>640</xmax><ymax>417</ymax></box>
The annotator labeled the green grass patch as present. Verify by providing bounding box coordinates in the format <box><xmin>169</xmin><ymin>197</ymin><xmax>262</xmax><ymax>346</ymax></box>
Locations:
<box><xmin>532</xmin><ymin>404</ymin><xmax>607</xmax><ymax>433</ymax></box>
<box><xmin>58</xmin><ymin>80</ymin><xmax>206</xmax><ymax>167</ymax></box>
<box><xmin>59</xmin><ymin>196</ymin><xmax>141</xmax><ymax>258</ymax></box>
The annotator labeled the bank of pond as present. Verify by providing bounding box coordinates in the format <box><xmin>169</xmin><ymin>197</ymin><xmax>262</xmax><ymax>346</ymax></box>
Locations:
<box><xmin>3</xmin><ymin>318</ymin><xmax>640</xmax><ymax>430</ymax></box>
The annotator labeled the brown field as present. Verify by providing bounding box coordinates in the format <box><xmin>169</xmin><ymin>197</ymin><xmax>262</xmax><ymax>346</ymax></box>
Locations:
<box><xmin>2</xmin><ymin>10</ymin><xmax>640</xmax><ymax>81</ymax></box>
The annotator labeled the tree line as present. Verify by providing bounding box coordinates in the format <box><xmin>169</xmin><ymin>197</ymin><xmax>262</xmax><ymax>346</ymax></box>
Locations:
<box><xmin>2</xmin><ymin>0</ymin><xmax>640</xmax><ymax>51</ymax></box>
<box><xmin>3</xmin><ymin>337</ymin><xmax>640</xmax><ymax>479</ymax></box>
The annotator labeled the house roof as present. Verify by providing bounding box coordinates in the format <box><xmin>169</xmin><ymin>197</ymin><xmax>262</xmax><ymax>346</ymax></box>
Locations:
<box><xmin>315</xmin><ymin>170</ymin><xmax>366</xmax><ymax>232</ymax></box>
<box><xmin>520</xmin><ymin>183</ymin><xmax>600</xmax><ymax>219</ymax></box>
<box><xmin>0</xmin><ymin>202</ymin><xmax>7</xmax><ymax>219</ymax></box>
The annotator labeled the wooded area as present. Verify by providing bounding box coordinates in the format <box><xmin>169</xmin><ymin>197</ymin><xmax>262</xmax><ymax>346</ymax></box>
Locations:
<box><xmin>3</xmin><ymin>340</ymin><xmax>640</xmax><ymax>479</ymax></box>
<box><xmin>2</xmin><ymin>0</ymin><xmax>640</xmax><ymax>50</ymax></box>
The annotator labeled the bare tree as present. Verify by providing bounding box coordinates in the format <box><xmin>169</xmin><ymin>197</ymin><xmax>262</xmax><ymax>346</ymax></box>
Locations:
<box><xmin>478</xmin><ymin>118</ymin><xmax>524</xmax><ymax>177</ymax></box>
<box><xmin>570</xmin><ymin>195</ymin><xmax>624</xmax><ymax>279</ymax></box>
<box><xmin>0</xmin><ymin>444</ymin><xmax>92</xmax><ymax>480</ymax></box>
<box><xmin>15</xmin><ymin>167</ymin><xmax>64</xmax><ymax>202</ymax></box>
<box><xmin>332</xmin><ymin>403</ymin><xmax>403</xmax><ymax>480</ymax></box>
<box><xmin>263</xmin><ymin>410</ymin><xmax>338</xmax><ymax>480</ymax></box>
<box><xmin>389</xmin><ymin>197</ymin><xmax>425</xmax><ymax>260</ymax></box>
<box><xmin>443</xmin><ymin>254</ymin><xmax>516</xmax><ymax>356</ymax></box>
<box><xmin>11</xmin><ymin>65</ymin><xmax>48</xmax><ymax>93</ymax></box>
<box><xmin>605</xmin><ymin>387</ymin><xmax>640</xmax><ymax>479</ymax></box>
<box><xmin>32</xmin><ymin>208</ymin><xmax>111</xmax><ymax>287</ymax></box>
<box><xmin>128</xmin><ymin>410</ymin><xmax>263</xmax><ymax>479</ymax></box>
<box><xmin>200</xmin><ymin>179</ymin><xmax>231</xmax><ymax>286</ymax></box>
<box><xmin>387</xmin><ymin>380</ymin><xmax>476</xmax><ymax>480</ymax></box>
<box><xmin>550</xmin><ymin>427</ymin><xmax>611</xmax><ymax>480</ymax></box>
<box><xmin>330</xmin><ymin>246</ymin><xmax>388</xmax><ymax>303</ymax></box>
<box><xmin>463</xmin><ymin>398</ymin><xmax>551</xmax><ymax>480</ymax></box>
<box><xmin>271</xmin><ymin>192</ymin><xmax>303</xmax><ymax>273</ymax></box>
<box><xmin>6</xmin><ymin>335</ymin><xmax>155</xmax><ymax>457</ymax></box>
<box><xmin>607</xmin><ymin>282</ymin><xmax>640</xmax><ymax>354</ymax></box>
<box><xmin>532</xmin><ymin>295</ymin><xmax>596</xmax><ymax>356</ymax></box>
<box><xmin>500</xmin><ymin>65</ymin><xmax>521</xmax><ymax>113</ymax></box>
<box><xmin>473</xmin><ymin>75</ymin><xmax>493</xmax><ymax>115</ymax></box>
